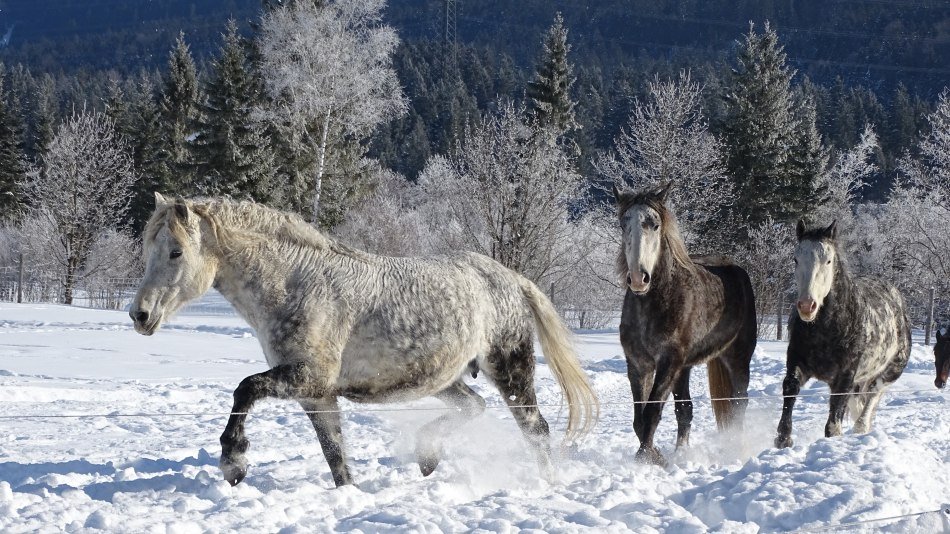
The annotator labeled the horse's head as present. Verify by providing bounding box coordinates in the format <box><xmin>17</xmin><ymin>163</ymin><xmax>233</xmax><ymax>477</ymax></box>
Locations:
<box><xmin>935</xmin><ymin>328</ymin><xmax>950</xmax><ymax>388</ymax></box>
<box><xmin>130</xmin><ymin>193</ymin><xmax>219</xmax><ymax>335</ymax></box>
<box><xmin>612</xmin><ymin>182</ymin><xmax>675</xmax><ymax>295</ymax></box>
<box><xmin>793</xmin><ymin>219</ymin><xmax>838</xmax><ymax>323</ymax></box>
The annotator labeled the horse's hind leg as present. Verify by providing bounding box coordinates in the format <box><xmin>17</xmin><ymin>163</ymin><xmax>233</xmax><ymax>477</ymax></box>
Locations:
<box><xmin>219</xmin><ymin>362</ymin><xmax>334</xmax><ymax>486</ymax></box>
<box><xmin>852</xmin><ymin>380</ymin><xmax>886</xmax><ymax>434</ymax></box>
<box><xmin>299</xmin><ymin>397</ymin><xmax>352</xmax><ymax>487</ymax></box>
<box><xmin>415</xmin><ymin>380</ymin><xmax>486</xmax><ymax>477</ymax></box>
<box><xmin>486</xmin><ymin>341</ymin><xmax>555</xmax><ymax>480</ymax></box>
<box><xmin>672</xmin><ymin>368</ymin><xmax>693</xmax><ymax>449</ymax></box>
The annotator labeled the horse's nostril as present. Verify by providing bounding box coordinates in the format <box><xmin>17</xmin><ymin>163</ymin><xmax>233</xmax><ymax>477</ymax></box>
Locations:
<box><xmin>642</xmin><ymin>271</ymin><xmax>650</xmax><ymax>284</ymax></box>
<box><xmin>135</xmin><ymin>311</ymin><xmax>149</xmax><ymax>324</ymax></box>
<box><xmin>626</xmin><ymin>273</ymin><xmax>633</xmax><ymax>286</ymax></box>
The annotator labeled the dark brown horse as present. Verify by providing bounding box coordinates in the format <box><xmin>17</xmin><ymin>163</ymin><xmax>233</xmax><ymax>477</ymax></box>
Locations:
<box><xmin>933</xmin><ymin>328</ymin><xmax>948</xmax><ymax>388</ymax></box>
<box><xmin>613</xmin><ymin>183</ymin><xmax>757</xmax><ymax>465</ymax></box>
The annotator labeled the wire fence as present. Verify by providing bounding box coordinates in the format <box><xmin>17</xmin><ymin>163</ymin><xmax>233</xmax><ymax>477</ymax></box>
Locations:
<box><xmin>1</xmin><ymin>385</ymin><xmax>949</xmax><ymax>532</ymax></box>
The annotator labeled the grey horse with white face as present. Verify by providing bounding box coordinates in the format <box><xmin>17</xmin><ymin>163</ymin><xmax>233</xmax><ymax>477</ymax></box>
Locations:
<box><xmin>775</xmin><ymin>220</ymin><xmax>910</xmax><ymax>448</ymax></box>
<box><xmin>130</xmin><ymin>194</ymin><xmax>598</xmax><ymax>487</ymax></box>
<box><xmin>614</xmin><ymin>183</ymin><xmax>757</xmax><ymax>466</ymax></box>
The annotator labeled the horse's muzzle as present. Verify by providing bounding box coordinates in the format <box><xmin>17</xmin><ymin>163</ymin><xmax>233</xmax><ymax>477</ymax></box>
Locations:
<box><xmin>796</xmin><ymin>298</ymin><xmax>818</xmax><ymax>322</ymax></box>
<box><xmin>130</xmin><ymin>308</ymin><xmax>160</xmax><ymax>336</ymax></box>
<box><xmin>627</xmin><ymin>271</ymin><xmax>650</xmax><ymax>294</ymax></box>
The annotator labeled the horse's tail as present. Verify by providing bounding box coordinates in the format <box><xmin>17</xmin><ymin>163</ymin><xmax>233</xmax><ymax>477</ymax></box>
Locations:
<box><xmin>707</xmin><ymin>357</ymin><xmax>735</xmax><ymax>430</ymax></box>
<box><xmin>519</xmin><ymin>279</ymin><xmax>599</xmax><ymax>441</ymax></box>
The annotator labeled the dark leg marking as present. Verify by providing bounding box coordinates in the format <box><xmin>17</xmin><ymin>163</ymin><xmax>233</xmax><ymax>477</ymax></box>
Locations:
<box><xmin>487</xmin><ymin>341</ymin><xmax>556</xmax><ymax>480</ymax></box>
<box><xmin>775</xmin><ymin>369</ymin><xmax>802</xmax><ymax>448</ymax></box>
<box><xmin>825</xmin><ymin>372</ymin><xmax>855</xmax><ymax>438</ymax></box>
<box><xmin>635</xmin><ymin>357</ymin><xmax>678</xmax><ymax>466</ymax></box>
<box><xmin>672</xmin><ymin>367</ymin><xmax>693</xmax><ymax>449</ymax></box>
<box><xmin>299</xmin><ymin>397</ymin><xmax>352</xmax><ymax>487</ymax></box>
<box><xmin>415</xmin><ymin>380</ymin><xmax>486</xmax><ymax>477</ymax></box>
<box><xmin>220</xmin><ymin>362</ymin><xmax>330</xmax><ymax>486</ymax></box>
<box><xmin>627</xmin><ymin>359</ymin><xmax>655</xmax><ymax>445</ymax></box>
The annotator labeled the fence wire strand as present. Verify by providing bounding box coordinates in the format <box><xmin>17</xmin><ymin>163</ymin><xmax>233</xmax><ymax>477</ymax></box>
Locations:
<box><xmin>0</xmin><ymin>387</ymin><xmax>945</xmax><ymax>420</ymax></box>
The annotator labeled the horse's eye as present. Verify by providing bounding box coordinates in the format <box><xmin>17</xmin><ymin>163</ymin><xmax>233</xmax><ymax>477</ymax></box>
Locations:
<box><xmin>826</xmin><ymin>260</ymin><xmax>832</xmax><ymax>265</ymax></box>
<box><xmin>652</xmin><ymin>223</ymin><xmax>659</xmax><ymax>231</ymax></box>
<box><xmin>170</xmin><ymin>250</ymin><xmax>183</xmax><ymax>259</ymax></box>
<box><xmin>793</xmin><ymin>258</ymin><xmax>798</xmax><ymax>264</ymax></box>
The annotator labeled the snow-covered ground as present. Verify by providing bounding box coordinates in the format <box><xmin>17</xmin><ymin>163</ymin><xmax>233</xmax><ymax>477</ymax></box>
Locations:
<box><xmin>1</xmin><ymin>296</ymin><xmax>949</xmax><ymax>532</ymax></box>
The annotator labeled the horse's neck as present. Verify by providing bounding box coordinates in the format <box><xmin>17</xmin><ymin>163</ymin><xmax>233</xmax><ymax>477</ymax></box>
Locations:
<box><xmin>645</xmin><ymin>245</ymin><xmax>693</xmax><ymax>306</ymax></box>
<box><xmin>819</xmin><ymin>258</ymin><xmax>858</xmax><ymax>324</ymax></box>
<box><xmin>211</xmin><ymin>239</ymin><xmax>330</xmax><ymax>330</ymax></box>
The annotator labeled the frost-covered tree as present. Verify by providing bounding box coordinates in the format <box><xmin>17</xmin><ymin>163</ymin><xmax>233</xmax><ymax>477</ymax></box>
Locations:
<box><xmin>738</xmin><ymin>217</ymin><xmax>795</xmax><ymax>336</ymax></box>
<box><xmin>723</xmin><ymin>22</ymin><xmax>822</xmax><ymax>231</ymax></box>
<box><xmin>812</xmin><ymin>124</ymin><xmax>878</xmax><ymax>229</ymax></box>
<box><xmin>158</xmin><ymin>32</ymin><xmax>201</xmax><ymax>193</ymax></box>
<box><xmin>419</xmin><ymin>102</ymin><xmax>583</xmax><ymax>283</ymax></box>
<box><xmin>597</xmin><ymin>71</ymin><xmax>733</xmax><ymax>252</ymax></box>
<box><xmin>880</xmin><ymin>90</ymin><xmax>950</xmax><ymax>316</ymax></box>
<box><xmin>526</xmin><ymin>12</ymin><xmax>578</xmax><ymax>137</ymax></box>
<box><xmin>901</xmin><ymin>88</ymin><xmax>950</xmax><ymax>201</ymax></box>
<box><xmin>256</xmin><ymin>0</ymin><xmax>407</xmax><ymax>222</ymax></box>
<box><xmin>192</xmin><ymin>20</ymin><xmax>278</xmax><ymax>203</ymax></box>
<box><xmin>22</xmin><ymin>109</ymin><xmax>136</xmax><ymax>304</ymax></box>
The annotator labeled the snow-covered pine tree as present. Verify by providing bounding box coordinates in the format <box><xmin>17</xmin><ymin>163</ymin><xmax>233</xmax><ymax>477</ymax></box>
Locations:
<box><xmin>192</xmin><ymin>20</ymin><xmax>278</xmax><ymax>203</ymax></box>
<box><xmin>124</xmin><ymin>74</ymin><xmax>170</xmax><ymax>234</ymax></box>
<box><xmin>32</xmin><ymin>75</ymin><xmax>57</xmax><ymax>162</ymax></box>
<box><xmin>783</xmin><ymin>92</ymin><xmax>829</xmax><ymax>217</ymax></box>
<box><xmin>0</xmin><ymin>72</ymin><xmax>26</xmax><ymax>220</ymax></box>
<box><xmin>526</xmin><ymin>12</ymin><xmax>578</xmax><ymax>138</ymax></box>
<box><xmin>158</xmin><ymin>32</ymin><xmax>200</xmax><ymax>194</ymax></box>
<box><xmin>722</xmin><ymin>22</ymin><xmax>801</xmax><ymax>231</ymax></box>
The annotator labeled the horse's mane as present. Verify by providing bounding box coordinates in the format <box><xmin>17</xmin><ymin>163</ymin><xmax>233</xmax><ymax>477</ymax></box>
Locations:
<box><xmin>144</xmin><ymin>197</ymin><xmax>370</xmax><ymax>261</ymax></box>
<box><xmin>614</xmin><ymin>192</ymin><xmax>696</xmax><ymax>280</ymax></box>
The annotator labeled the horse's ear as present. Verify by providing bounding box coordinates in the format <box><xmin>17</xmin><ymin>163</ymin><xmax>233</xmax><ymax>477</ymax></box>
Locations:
<box><xmin>612</xmin><ymin>183</ymin><xmax>622</xmax><ymax>203</ymax></box>
<box><xmin>154</xmin><ymin>192</ymin><xmax>168</xmax><ymax>207</ymax></box>
<box><xmin>937</xmin><ymin>328</ymin><xmax>943</xmax><ymax>342</ymax></box>
<box><xmin>172</xmin><ymin>198</ymin><xmax>189</xmax><ymax>223</ymax></box>
<box><xmin>796</xmin><ymin>219</ymin><xmax>806</xmax><ymax>240</ymax></box>
<box><xmin>826</xmin><ymin>220</ymin><xmax>838</xmax><ymax>240</ymax></box>
<box><xmin>657</xmin><ymin>181</ymin><xmax>672</xmax><ymax>202</ymax></box>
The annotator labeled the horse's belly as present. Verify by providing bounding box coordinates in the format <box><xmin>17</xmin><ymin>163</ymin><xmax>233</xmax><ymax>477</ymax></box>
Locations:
<box><xmin>336</xmin><ymin>344</ymin><xmax>476</xmax><ymax>403</ymax></box>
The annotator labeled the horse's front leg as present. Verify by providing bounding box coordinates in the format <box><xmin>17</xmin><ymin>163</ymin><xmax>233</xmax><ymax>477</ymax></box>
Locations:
<box><xmin>672</xmin><ymin>367</ymin><xmax>693</xmax><ymax>450</ymax></box>
<box><xmin>825</xmin><ymin>371</ymin><xmax>855</xmax><ymax>438</ymax></box>
<box><xmin>299</xmin><ymin>397</ymin><xmax>352</xmax><ymax>487</ymax></box>
<box><xmin>625</xmin><ymin>357</ymin><xmax>655</xmax><ymax>445</ymax></box>
<box><xmin>775</xmin><ymin>367</ymin><xmax>803</xmax><ymax>448</ymax></box>
<box><xmin>635</xmin><ymin>356</ymin><xmax>679</xmax><ymax>467</ymax></box>
<box><xmin>220</xmin><ymin>362</ymin><xmax>332</xmax><ymax>486</ymax></box>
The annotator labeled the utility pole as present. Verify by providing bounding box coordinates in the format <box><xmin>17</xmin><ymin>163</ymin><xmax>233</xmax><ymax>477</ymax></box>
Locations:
<box><xmin>443</xmin><ymin>0</ymin><xmax>459</xmax><ymax>81</ymax></box>
<box><xmin>16</xmin><ymin>252</ymin><xmax>24</xmax><ymax>304</ymax></box>
<box><xmin>926</xmin><ymin>286</ymin><xmax>936</xmax><ymax>345</ymax></box>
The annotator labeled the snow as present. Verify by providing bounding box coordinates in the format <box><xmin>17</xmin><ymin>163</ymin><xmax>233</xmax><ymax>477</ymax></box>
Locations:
<box><xmin>2</xmin><ymin>297</ymin><xmax>950</xmax><ymax>532</ymax></box>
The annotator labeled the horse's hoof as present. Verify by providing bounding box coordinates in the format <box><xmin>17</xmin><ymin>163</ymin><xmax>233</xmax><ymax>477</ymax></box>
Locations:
<box><xmin>220</xmin><ymin>456</ymin><xmax>248</xmax><ymax>486</ymax></box>
<box><xmin>774</xmin><ymin>435</ymin><xmax>793</xmax><ymax>449</ymax></box>
<box><xmin>634</xmin><ymin>446</ymin><xmax>667</xmax><ymax>467</ymax></box>
<box><xmin>417</xmin><ymin>454</ymin><xmax>440</xmax><ymax>477</ymax></box>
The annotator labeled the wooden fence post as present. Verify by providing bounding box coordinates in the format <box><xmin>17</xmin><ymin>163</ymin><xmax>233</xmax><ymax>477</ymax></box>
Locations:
<box><xmin>776</xmin><ymin>286</ymin><xmax>784</xmax><ymax>341</ymax></box>
<box><xmin>16</xmin><ymin>252</ymin><xmax>24</xmax><ymax>304</ymax></box>
<box><xmin>926</xmin><ymin>287</ymin><xmax>936</xmax><ymax>345</ymax></box>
